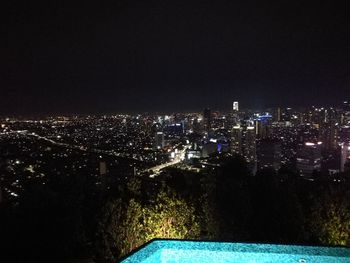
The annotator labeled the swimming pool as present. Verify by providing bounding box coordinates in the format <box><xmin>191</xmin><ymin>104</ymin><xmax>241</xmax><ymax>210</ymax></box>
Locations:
<box><xmin>120</xmin><ymin>239</ymin><xmax>350</xmax><ymax>263</ymax></box>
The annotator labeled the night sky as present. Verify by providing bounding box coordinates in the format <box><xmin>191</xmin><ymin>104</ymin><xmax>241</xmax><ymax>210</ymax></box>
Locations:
<box><xmin>2</xmin><ymin>1</ymin><xmax>350</xmax><ymax>114</ymax></box>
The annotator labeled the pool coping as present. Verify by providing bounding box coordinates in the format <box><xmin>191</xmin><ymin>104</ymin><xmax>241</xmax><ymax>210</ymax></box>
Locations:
<box><xmin>118</xmin><ymin>238</ymin><xmax>350</xmax><ymax>262</ymax></box>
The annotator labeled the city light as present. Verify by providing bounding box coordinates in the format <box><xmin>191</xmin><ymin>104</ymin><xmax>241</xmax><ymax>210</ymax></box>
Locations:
<box><xmin>305</xmin><ymin>142</ymin><xmax>315</xmax><ymax>146</ymax></box>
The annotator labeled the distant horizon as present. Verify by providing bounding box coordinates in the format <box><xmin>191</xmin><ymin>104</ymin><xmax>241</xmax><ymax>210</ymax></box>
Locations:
<box><xmin>1</xmin><ymin>100</ymin><xmax>349</xmax><ymax>118</ymax></box>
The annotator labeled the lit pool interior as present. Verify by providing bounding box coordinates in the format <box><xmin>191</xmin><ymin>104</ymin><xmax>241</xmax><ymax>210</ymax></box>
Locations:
<box><xmin>120</xmin><ymin>239</ymin><xmax>350</xmax><ymax>263</ymax></box>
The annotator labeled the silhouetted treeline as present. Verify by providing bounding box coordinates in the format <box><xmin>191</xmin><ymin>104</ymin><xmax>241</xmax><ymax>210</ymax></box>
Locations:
<box><xmin>1</xmin><ymin>155</ymin><xmax>350</xmax><ymax>262</ymax></box>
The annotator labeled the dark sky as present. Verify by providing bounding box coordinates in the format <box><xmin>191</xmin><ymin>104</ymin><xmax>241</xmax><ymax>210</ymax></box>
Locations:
<box><xmin>2</xmin><ymin>1</ymin><xmax>350</xmax><ymax>114</ymax></box>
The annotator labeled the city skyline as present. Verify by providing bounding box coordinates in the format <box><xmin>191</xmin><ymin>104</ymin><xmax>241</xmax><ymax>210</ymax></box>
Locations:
<box><xmin>1</xmin><ymin>96</ymin><xmax>350</xmax><ymax>261</ymax></box>
<box><xmin>0</xmin><ymin>100</ymin><xmax>349</xmax><ymax>117</ymax></box>
<box><xmin>2</xmin><ymin>2</ymin><xmax>350</xmax><ymax>114</ymax></box>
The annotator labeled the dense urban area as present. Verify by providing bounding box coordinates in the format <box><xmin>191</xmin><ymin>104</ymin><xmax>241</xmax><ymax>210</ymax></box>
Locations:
<box><xmin>1</xmin><ymin>101</ymin><xmax>350</xmax><ymax>262</ymax></box>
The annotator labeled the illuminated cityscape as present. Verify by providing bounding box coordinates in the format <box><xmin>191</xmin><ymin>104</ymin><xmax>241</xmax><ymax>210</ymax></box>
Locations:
<box><xmin>2</xmin><ymin>1</ymin><xmax>350</xmax><ymax>262</ymax></box>
<box><xmin>1</xmin><ymin>102</ymin><xmax>350</xmax><ymax>205</ymax></box>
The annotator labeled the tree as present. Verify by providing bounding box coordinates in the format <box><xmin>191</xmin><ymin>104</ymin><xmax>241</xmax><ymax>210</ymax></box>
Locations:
<box><xmin>199</xmin><ymin>170</ymin><xmax>219</xmax><ymax>239</ymax></box>
<box><xmin>200</xmin><ymin>156</ymin><xmax>252</xmax><ymax>241</ymax></box>
<box><xmin>95</xmin><ymin>198</ymin><xmax>144</xmax><ymax>262</ymax></box>
<box><xmin>309</xmin><ymin>194</ymin><xmax>350</xmax><ymax>246</ymax></box>
<box><xmin>143</xmin><ymin>190</ymin><xmax>200</xmax><ymax>241</ymax></box>
<box><xmin>95</xmin><ymin>188</ymin><xmax>200</xmax><ymax>262</ymax></box>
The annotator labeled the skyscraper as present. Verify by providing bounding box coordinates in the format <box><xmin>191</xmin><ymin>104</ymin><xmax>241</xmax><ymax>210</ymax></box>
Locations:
<box><xmin>319</xmin><ymin>122</ymin><xmax>338</xmax><ymax>150</ymax></box>
<box><xmin>231</xmin><ymin>125</ymin><xmax>242</xmax><ymax>154</ymax></box>
<box><xmin>340</xmin><ymin>142</ymin><xmax>350</xmax><ymax>172</ymax></box>
<box><xmin>341</xmin><ymin>101</ymin><xmax>350</xmax><ymax>125</ymax></box>
<box><xmin>233</xmin><ymin>101</ymin><xmax>239</xmax><ymax>112</ymax></box>
<box><xmin>255</xmin><ymin>114</ymin><xmax>272</xmax><ymax>139</ymax></box>
<box><xmin>154</xmin><ymin>131</ymin><xmax>165</xmax><ymax>150</ymax></box>
<box><xmin>231</xmin><ymin>122</ymin><xmax>256</xmax><ymax>174</ymax></box>
<box><xmin>242</xmin><ymin>125</ymin><xmax>257</xmax><ymax>174</ymax></box>
<box><xmin>232</xmin><ymin>102</ymin><xmax>240</xmax><ymax>125</ymax></box>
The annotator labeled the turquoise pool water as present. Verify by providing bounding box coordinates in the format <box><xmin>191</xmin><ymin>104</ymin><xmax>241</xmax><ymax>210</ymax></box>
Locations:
<box><xmin>120</xmin><ymin>239</ymin><xmax>350</xmax><ymax>263</ymax></box>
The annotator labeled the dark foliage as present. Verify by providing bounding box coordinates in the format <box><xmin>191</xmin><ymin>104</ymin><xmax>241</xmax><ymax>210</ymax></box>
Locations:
<box><xmin>1</xmin><ymin>156</ymin><xmax>350</xmax><ymax>262</ymax></box>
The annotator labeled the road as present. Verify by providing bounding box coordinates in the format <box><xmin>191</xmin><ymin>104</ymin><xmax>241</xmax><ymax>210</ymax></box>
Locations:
<box><xmin>144</xmin><ymin>145</ymin><xmax>188</xmax><ymax>175</ymax></box>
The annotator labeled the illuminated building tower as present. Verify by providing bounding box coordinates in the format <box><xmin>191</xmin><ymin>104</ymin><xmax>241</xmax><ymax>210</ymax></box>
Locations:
<box><xmin>154</xmin><ymin>131</ymin><xmax>165</xmax><ymax>150</ymax></box>
<box><xmin>231</xmin><ymin>123</ymin><xmax>256</xmax><ymax>173</ymax></box>
<box><xmin>255</xmin><ymin>114</ymin><xmax>272</xmax><ymax>139</ymax></box>
<box><xmin>232</xmin><ymin>102</ymin><xmax>240</xmax><ymax>125</ymax></box>
<box><xmin>233</xmin><ymin>101</ymin><xmax>239</xmax><ymax>112</ymax></box>
<box><xmin>319</xmin><ymin>122</ymin><xmax>338</xmax><ymax>150</ymax></box>
<box><xmin>318</xmin><ymin>107</ymin><xmax>340</xmax><ymax>150</ymax></box>
<box><xmin>341</xmin><ymin>101</ymin><xmax>350</xmax><ymax>125</ymax></box>
<box><xmin>340</xmin><ymin>142</ymin><xmax>350</xmax><ymax>172</ymax></box>
<box><xmin>257</xmin><ymin>139</ymin><xmax>282</xmax><ymax>171</ymax></box>
<box><xmin>231</xmin><ymin>125</ymin><xmax>242</xmax><ymax>154</ymax></box>
<box><xmin>242</xmin><ymin>125</ymin><xmax>257</xmax><ymax>174</ymax></box>
<box><xmin>296</xmin><ymin>142</ymin><xmax>322</xmax><ymax>176</ymax></box>
<box><xmin>203</xmin><ymin>108</ymin><xmax>212</xmax><ymax>133</ymax></box>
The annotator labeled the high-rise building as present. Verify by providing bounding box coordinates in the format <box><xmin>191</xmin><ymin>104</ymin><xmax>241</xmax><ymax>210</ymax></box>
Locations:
<box><xmin>231</xmin><ymin>122</ymin><xmax>256</xmax><ymax>173</ymax></box>
<box><xmin>322</xmin><ymin>108</ymin><xmax>339</xmax><ymax>149</ymax></box>
<box><xmin>242</xmin><ymin>125</ymin><xmax>257</xmax><ymax>174</ymax></box>
<box><xmin>296</xmin><ymin>142</ymin><xmax>322</xmax><ymax>176</ymax></box>
<box><xmin>257</xmin><ymin>139</ymin><xmax>282</xmax><ymax>171</ymax></box>
<box><xmin>231</xmin><ymin>102</ymin><xmax>240</xmax><ymax>125</ymax></box>
<box><xmin>233</xmin><ymin>101</ymin><xmax>239</xmax><ymax>112</ymax></box>
<box><xmin>340</xmin><ymin>142</ymin><xmax>350</xmax><ymax>172</ymax></box>
<box><xmin>231</xmin><ymin>125</ymin><xmax>242</xmax><ymax>154</ymax></box>
<box><xmin>154</xmin><ymin>131</ymin><xmax>165</xmax><ymax>150</ymax></box>
<box><xmin>341</xmin><ymin>101</ymin><xmax>350</xmax><ymax>125</ymax></box>
<box><xmin>319</xmin><ymin>122</ymin><xmax>338</xmax><ymax>150</ymax></box>
<box><xmin>255</xmin><ymin>114</ymin><xmax>272</xmax><ymax>139</ymax></box>
<box><xmin>192</xmin><ymin>118</ymin><xmax>201</xmax><ymax>133</ymax></box>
